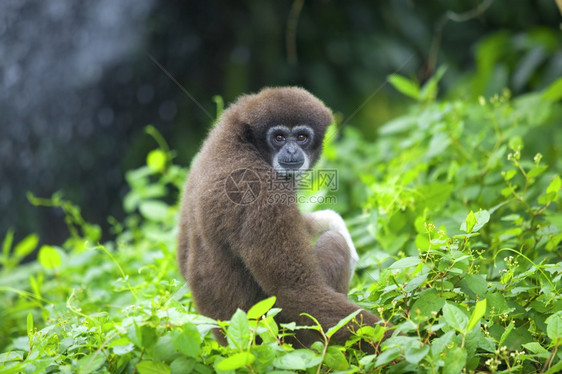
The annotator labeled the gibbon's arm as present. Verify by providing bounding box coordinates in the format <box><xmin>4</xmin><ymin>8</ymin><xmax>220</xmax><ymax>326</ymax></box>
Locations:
<box><xmin>303</xmin><ymin>209</ymin><xmax>359</xmax><ymax>272</ymax></box>
<box><xmin>231</xmin><ymin>203</ymin><xmax>381</xmax><ymax>344</ymax></box>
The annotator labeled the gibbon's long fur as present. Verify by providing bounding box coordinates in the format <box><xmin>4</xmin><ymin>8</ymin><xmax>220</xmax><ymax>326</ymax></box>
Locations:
<box><xmin>178</xmin><ymin>87</ymin><xmax>388</xmax><ymax>347</ymax></box>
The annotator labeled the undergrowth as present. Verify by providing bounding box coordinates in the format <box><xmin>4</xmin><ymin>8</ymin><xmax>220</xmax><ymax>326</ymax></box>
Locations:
<box><xmin>1</xmin><ymin>74</ymin><xmax>561</xmax><ymax>373</ymax></box>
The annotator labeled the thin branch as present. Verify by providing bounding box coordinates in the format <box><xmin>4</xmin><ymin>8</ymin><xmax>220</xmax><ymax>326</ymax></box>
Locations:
<box><xmin>446</xmin><ymin>0</ymin><xmax>495</xmax><ymax>22</ymax></box>
<box><xmin>286</xmin><ymin>0</ymin><xmax>305</xmax><ymax>65</ymax></box>
<box><xmin>427</xmin><ymin>0</ymin><xmax>495</xmax><ymax>74</ymax></box>
<box><xmin>146</xmin><ymin>52</ymin><xmax>214</xmax><ymax>120</ymax></box>
<box><xmin>341</xmin><ymin>53</ymin><xmax>415</xmax><ymax>127</ymax></box>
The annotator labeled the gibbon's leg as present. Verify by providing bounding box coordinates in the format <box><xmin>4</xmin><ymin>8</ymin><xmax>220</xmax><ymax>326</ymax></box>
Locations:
<box><xmin>304</xmin><ymin>210</ymin><xmax>359</xmax><ymax>275</ymax></box>
<box><xmin>314</xmin><ymin>230</ymin><xmax>350</xmax><ymax>294</ymax></box>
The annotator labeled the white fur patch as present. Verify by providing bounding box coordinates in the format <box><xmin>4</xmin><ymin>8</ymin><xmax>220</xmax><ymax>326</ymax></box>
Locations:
<box><xmin>307</xmin><ymin>209</ymin><xmax>359</xmax><ymax>275</ymax></box>
<box><xmin>272</xmin><ymin>153</ymin><xmax>310</xmax><ymax>176</ymax></box>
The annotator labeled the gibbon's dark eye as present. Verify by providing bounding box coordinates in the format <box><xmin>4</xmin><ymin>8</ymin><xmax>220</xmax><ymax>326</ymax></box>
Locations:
<box><xmin>297</xmin><ymin>134</ymin><xmax>308</xmax><ymax>142</ymax></box>
<box><xmin>274</xmin><ymin>134</ymin><xmax>285</xmax><ymax>143</ymax></box>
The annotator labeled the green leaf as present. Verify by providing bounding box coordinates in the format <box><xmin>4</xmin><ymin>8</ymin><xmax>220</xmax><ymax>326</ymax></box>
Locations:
<box><xmin>0</xmin><ymin>351</ymin><xmax>24</xmax><ymax>363</ymax></box>
<box><xmin>172</xmin><ymin>324</ymin><xmax>201</xmax><ymax>358</ymax></box>
<box><xmin>547</xmin><ymin>175</ymin><xmax>561</xmax><ymax>194</ymax></box>
<box><xmin>545</xmin><ymin>312</ymin><xmax>562</xmax><ymax>341</ymax></box>
<box><xmin>542</xmin><ymin>77</ymin><xmax>562</xmax><ymax>101</ymax></box>
<box><xmin>78</xmin><ymin>353</ymin><xmax>106</xmax><ymax>374</ymax></box>
<box><xmin>378</xmin><ymin>115</ymin><xmax>416</xmax><ymax>135</ymax></box>
<box><xmin>147</xmin><ymin>149</ymin><xmax>167</xmax><ymax>173</ymax></box>
<box><xmin>355</xmin><ymin>325</ymin><xmax>386</xmax><ymax>343</ymax></box>
<box><xmin>417</xmin><ymin>184</ymin><xmax>453</xmax><ymax>210</ymax></box>
<box><xmin>478</xmin><ymin>336</ymin><xmax>496</xmax><ymax>353</ymax></box>
<box><xmin>499</xmin><ymin>321</ymin><xmax>515</xmax><ymax>346</ymax></box>
<box><xmin>113</xmin><ymin>343</ymin><xmax>135</xmax><ymax>355</ymax></box>
<box><xmin>527</xmin><ymin>165</ymin><xmax>547</xmax><ymax>179</ymax></box>
<box><xmin>431</xmin><ymin>331</ymin><xmax>455</xmax><ymax>358</ymax></box>
<box><xmin>459</xmin><ymin>274</ymin><xmax>487</xmax><ymax>299</ymax></box>
<box><xmin>467</xmin><ymin>299</ymin><xmax>487</xmax><ymax>331</ymax></box>
<box><xmin>323</xmin><ymin>124</ymin><xmax>338</xmax><ymax>158</ymax></box>
<box><xmin>154</xmin><ymin>335</ymin><xmax>180</xmax><ymax>361</ymax></box>
<box><xmin>539</xmin><ymin>192</ymin><xmax>558</xmax><ymax>205</ymax></box>
<box><xmin>541</xmin><ymin>175</ymin><xmax>562</xmax><ymax>205</ymax></box>
<box><xmin>472</xmin><ymin>210</ymin><xmax>490</xmax><ymax>232</ymax></box>
<box><xmin>411</xmin><ymin>289</ymin><xmax>445</xmax><ymax>322</ymax></box>
<box><xmin>522</xmin><ymin>342</ymin><xmax>549</xmax><ymax>355</ymax></box>
<box><xmin>514</xmin><ymin>93</ymin><xmax>552</xmax><ymax>126</ymax></box>
<box><xmin>442</xmin><ymin>346</ymin><xmax>466</xmax><ymax>374</ymax></box>
<box><xmin>1</xmin><ymin>228</ymin><xmax>14</xmax><ymax>265</ymax></box>
<box><xmin>212</xmin><ymin>95</ymin><xmax>224</xmax><ymax>119</ymax></box>
<box><xmin>273</xmin><ymin>349</ymin><xmax>322</xmax><ymax>370</ymax></box>
<box><xmin>545</xmin><ymin>361</ymin><xmax>562</xmax><ymax>374</ymax></box>
<box><xmin>509</xmin><ymin>136</ymin><xmax>523</xmax><ymax>151</ymax></box>
<box><xmin>405</xmin><ymin>342</ymin><xmax>429</xmax><ymax>364</ymax></box>
<box><xmin>139</xmin><ymin>200</ymin><xmax>169</xmax><ymax>221</ymax></box>
<box><xmin>426</xmin><ymin>131</ymin><xmax>451</xmax><ymax>160</ymax></box>
<box><xmin>389</xmin><ymin>256</ymin><xmax>421</xmax><ymax>269</ymax></box>
<box><xmin>136</xmin><ymin>360</ymin><xmax>171</xmax><ymax>374</ymax></box>
<box><xmin>227</xmin><ymin>309</ymin><xmax>251</xmax><ymax>349</ymax></box>
<box><xmin>388</xmin><ymin>74</ymin><xmax>420</xmax><ymax>100</ymax></box>
<box><xmin>486</xmin><ymin>293</ymin><xmax>510</xmax><ymax>315</ymax></box>
<box><xmin>420</xmin><ymin>65</ymin><xmax>447</xmax><ymax>101</ymax></box>
<box><xmin>26</xmin><ymin>312</ymin><xmax>33</xmax><ymax>345</ymax></box>
<box><xmin>216</xmin><ymin>352</ymin><xmax>256</xmax><ymax>371</ymax></box>
<box><xmin>460</xmin><ymin>210</ymin><xmax>490</xmax><ymax>233</ymax></box>
<box><xmin>462</xmin><ymin>210</ymin><xmax>477</xmax><ymax>233</ymax></box>
<box><xmin>29</xmin><ymin>275</ymin><xmax>41</xmax><ymax>300</ymax></box>
<box><xmin>247</xmin><ymin>296</ymin><xmax>276</xmax><ymax>320</ymax></box>
<box><xmin>326</xmin><ymin>309</ymin><xmax>361</xmax><ymax>338</ymax></box>
<box><xmin>404</xmin><ymin>273</ymin><xmax>428</xmax><ymax>293</ymax></box>
<box><xmin>323</xmin><ymin>346</ymin><xmax>349</xmax><ymax>370</ymax></box>
<box><xmin>501</xmin><ymin>214</ymin><xmax>521</xmax><ymax>222</ymax></box>
<box><xmin>155</xmin><ymin>335</ymin><xmax>179</xmax><ymax>361</ymax></box>
<box><xmin>546</xmin><ymin>232</ymin><xmax>562</xmax><ymax>251</ymax></box>
<box><xmin>257</xmin><ymin>315</ymin><xmax>279</xmax><ymax>344</ymax></box>
<box><xmin>375</xmin><ymin>346</ymin><xmax>401</xmax><ymax>367</ymax></box>
<box><xmin>170</xmin><ymin>357</ymin><xmax>196</xmax><ymax>374</ymax></box>
<box><xmin>503</xmin><ymin>169</ymin><xmax>517</xmax><ymax>181</ymax></box>
<box><xmin>442</xmin><ymin>303</ymin><xmax>468</xmax><ymax>333</ymax></box>
<box><xmin>129</xmin><ymin>324</ymin><xmax>158</xmax><ymax>350</ymax></box>
<box><xmin>359</xmin><ymin>354</ymin><xmax>376</xmax><ymax>367</ymax></box>
<box><xmin>37</xmin><ymin>245</ymin><xmax>61</xmax><ymax>269</ymax></box>
<box><xmin>14</xmin><ymin>234</ymin><xmax>39</xmax><ymax>259</ymax></box>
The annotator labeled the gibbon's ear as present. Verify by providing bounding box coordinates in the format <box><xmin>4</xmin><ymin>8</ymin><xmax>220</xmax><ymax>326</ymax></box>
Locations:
<box><xmin>240</xmin><ymin>123</ymin><xmax>255</xmax><ymax>145</ymax></box>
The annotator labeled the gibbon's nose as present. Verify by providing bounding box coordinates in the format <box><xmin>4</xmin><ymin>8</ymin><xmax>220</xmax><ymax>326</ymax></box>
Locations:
<box><xmin>286</xmin><ymin>144</ymin><xmax>298</xmax><ymax>154</ymax></box>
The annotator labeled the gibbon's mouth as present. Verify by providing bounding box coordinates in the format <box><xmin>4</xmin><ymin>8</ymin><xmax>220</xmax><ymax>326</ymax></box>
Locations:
<box><xmin>279</xmin><ymin>160</ymin><xmax>305</xmax><ymax>170</ymax></box>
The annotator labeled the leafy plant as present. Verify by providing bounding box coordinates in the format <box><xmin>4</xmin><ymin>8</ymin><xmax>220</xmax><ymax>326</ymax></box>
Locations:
<box><xmin>1</xmin><ymin>72</ymin><xmax>561</xmax><ymax>373</ymax></box>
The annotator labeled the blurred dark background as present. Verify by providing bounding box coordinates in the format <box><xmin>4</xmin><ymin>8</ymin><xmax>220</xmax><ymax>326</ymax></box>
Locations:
<box><xmin>1</xmin><ymin>0</ymin><xmax>560</xmax><ymax>247</ymax></box>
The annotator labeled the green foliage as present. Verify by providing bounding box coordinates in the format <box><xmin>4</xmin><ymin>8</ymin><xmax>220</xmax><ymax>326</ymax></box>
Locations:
<box><xmin>388</xmin><ymin>66</ymin><xmax>447</xmax><ymax>103</ymax></box>
<box><xmin>470</xmin><ymin>28</ymin><xmax>561</xmax><ymax>98</ymax></box>
<box><xmin>1</xmin><ymin>231</ymin><xmax>39</xmax><ymax>269</ymax></box>
<box><xmin>323</xmin><ymin>73</ymin><xmax>561</xmax><ymax>372</ymax></box>
<box><xmin>1</xmin><ymin>71</ymin><xmax>562</xmax><ymax>373</ymax></box>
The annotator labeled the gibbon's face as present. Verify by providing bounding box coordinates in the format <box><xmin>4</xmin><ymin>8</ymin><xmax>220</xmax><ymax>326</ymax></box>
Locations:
<box><xmin>266</xmin><ymin>124</ymin><xmax>315</xmax><ymax>175</ymax></box>
<box><xmin>234</xmin><ymin>87</ymin><xmax>331</xmax><ymax>175</ymax></box>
